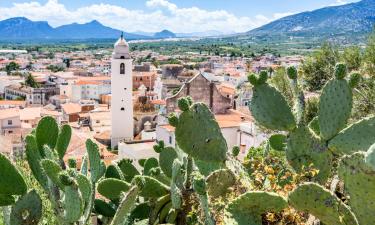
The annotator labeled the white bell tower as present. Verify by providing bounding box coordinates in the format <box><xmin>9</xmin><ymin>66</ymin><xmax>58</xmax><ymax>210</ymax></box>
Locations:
<box><xmin>111</xmin><ymin>33</ymin><xmax>133</xmax><ymax>147</ymax></box>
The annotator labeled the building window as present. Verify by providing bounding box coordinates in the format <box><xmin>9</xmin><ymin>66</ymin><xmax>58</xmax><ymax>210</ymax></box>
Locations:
<box><xmin>7</xmin><ymin>120</ymin><xmax>12</xmax><ymax>125</ymax></box>
<box><xmin>121</xmin><ymin>107</ymin><xmax>125</xmax><ymax>111</ymax></box>
<box><xmin>169</xmin><ymin>136</ymin><xmax>172</xmax><ymax>144</ymax></box>
<box><xmin>120</xmin><ymin>63</ymin><xmax>125</xmax><ymax>74</ymax></box>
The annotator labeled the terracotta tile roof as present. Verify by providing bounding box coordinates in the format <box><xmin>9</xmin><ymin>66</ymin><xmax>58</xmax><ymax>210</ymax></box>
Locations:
<box><xmin>20</xmin><ymin>107</ymin><xmax>41</xmax><ymax>121</ymax></box>
<box><xmin>133</xmin><ymin>72</ymin><xmax>156</xmax><ymax>77</ymax></box>
<box><xmin>159</xmin><ymin>109</ymin><xmax>252</xmax><ymax>131</ymax></box>
<box><xmin>160</xmin><ymin>124</ymin><xmax>175</xmax><ymax>132</ymax></box>
<box><xmin>78</xmin><ymin>76</ymin><xmax>110</xmax><ymax>81</ymax></box>
<box><xmin>64</xmin><ymin>129</ymin><xmax>116</xmax><ymax>165</ymax></box>
<box><xmin>0</xmin><ymin>100</ymin><xmax>26</xmax><ymax>106</ymax></box>
<box><xmin>62</xmin><ymin>103</ymin><xmax>81</xmax><ymax>115</ymax></box>
<box><xmin>218</xmin><ymin>83</ymin><xmax>236</xmax><ymax>96</ymax></box>
<box><xmin>150</xmin><ymin>99</ymin><xmax>166</xmax><ymax>105</ymax></box>
<box><xmin>0</xmin><ymin>108</ymin><xmax>20</xmax><ymax>120</ymax></box>
<box><xmin>75</xmin><ymin>80</ymin><xmax>101</xmax><ymax>85</ymax></box>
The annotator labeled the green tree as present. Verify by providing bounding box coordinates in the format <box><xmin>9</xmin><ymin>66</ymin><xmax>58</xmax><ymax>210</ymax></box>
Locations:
<box><xmin>304</xmin><ymin>97</ymin><xmax>319</xmax><ymax>124</ymax></box>
<box><xmin>342</xmin><ymin>46</ymin><xmax>362</xmax><ymax>72</ymax></box>
<box><xmin>363</xmin><ymin>30</ymin><xmax>375</xmax><ymax>76</ymax></box>
<box><xmin>352</xmin><ymin>76</ymin><xmax>375</xmax><ymax>120</ymax></box>
<box><xmin>301</xmin><ymin>42</ymin><xmax>339</xmax><ymax>91</ymax></box>
<box><xmin>25</xmin><ymin>73</ymin><xmax>39</xmax><ymax>88</ymax></box>
<box><xmin>5</xmin><ymin>62</ymin><xmax>20</xmax><ymax>75</ymax></box>
<box><xmin>46</xmin><ymin>65</ymin><xmax>65</xmax><ymax>72</ymax></box>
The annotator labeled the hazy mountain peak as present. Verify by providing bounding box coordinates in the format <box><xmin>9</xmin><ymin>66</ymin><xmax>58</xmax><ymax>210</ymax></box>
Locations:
<box><xmin>248</xmin><ymin>0</ymin><xmax>375</xmax><ymax>36</ymax></box>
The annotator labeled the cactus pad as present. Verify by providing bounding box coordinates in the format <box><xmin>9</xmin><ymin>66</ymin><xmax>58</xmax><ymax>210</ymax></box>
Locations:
<box><xmin>329</xmin><ymin>116</ymin><xmax>375</xmax><ymax>155</ymax></box>
<box><xmin>64</xmin><ymin>185</ymin><xmax>83</xmax><ymax>223</ymax></box>
<box><xmin>10</xmin><ymin>190</ymin><xmax>42</xmax><ymax>225</ymax></box>
<box><xmin>76</xmin><ymin>174</ymin><xmax>92</xmax><ymax>205</ymax></box>
<box><xmin>0</xmin><ymin>194</ymin><xmax>15</xmax><ymax>206</ymax></box>
<box><xmin>177</xmin><ymin>97</ymin><xmax>191</xmax><ymax>111</ymax></box>
<box><xmin>35</xmin><ymin>116</ymin><xmax>59</xmax><ymax>150</ymax></box>
<box><xmin>110</xmin><ymin>186</ymin><xmax>139</xmax><ymax>225</ymax></box>
<box><xmin>288</xmin><ymin>182</ymin><xmax>358</xmax><ymax>225</ymax></box>
<box><xmin>286</xmin><ymin>126</ymin><xmax>332</xmax><ymax>183</ymax></box>
<box><xmin>171</xmin><ymin>159</ymin><xmax>183</xmax><ymax>209</ymax></box>
<box><xmin>118</xmin><ymin>159</ymin><xmax>140</xmax><ymax>183</ymax></box>
<box><xmin>132</xmin><ymin>175</ymin><xmax>169</xmax><ymax>198</ymax></box>
<box><xmin>97</xmin><ymin>178</ymin><xmax>131</xmax><ymax>200</ymax></box>
<box><xmin>41</xmin><ymin>159</ymin><xmax>64</xmax><ymax>189</ymax></box>
<box><xmin>86</xmin><ymin>139</ymin><xmax>106</xmax><ymax>183</ymax></box>
<box><xmin>25</xmin><ymin>135</ymin><xmax>48</xmax><ymax>189</ymax></box>
<box><xmin>206</xmin><ymin>169</ymin><xmax>236</xmax><ymax>197</ymax></box>
<box><xmin>55</xmin><ymin>124</ymin><xmax>72</xmax><ymax>159</ymax></box>
<box><xmin>174</xmin><ymin>102</ymin><xmax>227</xmax><ymax>162</ymax></box>
<box><xmin>159</xmin><ymin>147</ymin><xmax>178</xmax><ymax>178</ymax></box>
<box><xmin>224</xmin><ymin>191</ymin><xmax>287</xmax><ymax>225</ymax></box>
<box><xmin>0</xmin><ymin>153</ymin><xmax>27</xmax><ymax>196</ymax></box>
<box><xmin>105</xmin><ymin>164</ymin><xmax>124</xmax><ymax>180</ymax></box>
<box><xmin>318</xmin><ymin>78</ymin><xmax>352</xmax><ymax>140</ymax></box>
<box><xmin>338</xmin><ymin>151</ymin><xmax>375</xmax><ymax>225</ymax></box>
<box><xmin>249</xmin><ymin>83</ymin><xmax>296</xmax><ymax>131</ymax></box>
<box><xmin>94</xmin><ymin>199</ymin><xmax>116</xmax><ymax>217</ymax></box>
<box><xmin>143</xmin><ymin>157</ymin><xmax>159</xmax><ymax>175</ymax></box>
<box><xmin>269</xmin><ymin>134</ymin><xmax>287</xmax><ymax>151</ymax></box>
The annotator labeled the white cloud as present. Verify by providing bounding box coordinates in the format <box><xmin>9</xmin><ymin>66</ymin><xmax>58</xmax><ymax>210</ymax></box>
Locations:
<box><xmin>328</xmin><ymin>0</ymin><xmax>349</xmax><ymax>6</ymax></box>
<box><xmin>0</xmin><ymin>0</ymin><xmax>291</xmax><ymax>33</ymax></box>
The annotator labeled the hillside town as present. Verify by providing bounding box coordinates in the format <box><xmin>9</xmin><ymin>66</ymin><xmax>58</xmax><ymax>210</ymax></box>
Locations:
<box><xmin>0</xmin><ymin>35</ymin><xmax>303</xmax><ymax>164</ymax></box>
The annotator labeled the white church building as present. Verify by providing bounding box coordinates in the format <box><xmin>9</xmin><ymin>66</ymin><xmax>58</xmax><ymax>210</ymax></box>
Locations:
<box><xmin>111</xmin><ymin>34</ymin><xmax>134</xmax><ymax>147</ymax></box>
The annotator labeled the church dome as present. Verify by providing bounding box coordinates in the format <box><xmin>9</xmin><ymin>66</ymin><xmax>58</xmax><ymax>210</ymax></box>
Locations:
<box><xmin>113</xmin><ymin>33</ymin><xmax>130</xmax><ymax>59</ymax></box>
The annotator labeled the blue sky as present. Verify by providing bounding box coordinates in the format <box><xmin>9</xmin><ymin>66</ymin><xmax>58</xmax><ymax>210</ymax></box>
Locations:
<box><xmin>0</xmin><ymin>0</ymin><xmax>359</xmax><ymax>33</ymax></box>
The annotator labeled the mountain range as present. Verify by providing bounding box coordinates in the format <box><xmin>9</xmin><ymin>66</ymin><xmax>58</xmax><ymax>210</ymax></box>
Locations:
<box><xmin>0</xmin><ymin>17</ymin><xmax>173</xmax><ymax>40</ymax></box>
<box><xmin>0</xmin><ymin>0</ymin><xmax>375</xmax><ymax>41</ymax></box>
<box><xmin>248</xmin><ymin>0</ymin><xmax>375</xmax><ymax>36</ymax></box>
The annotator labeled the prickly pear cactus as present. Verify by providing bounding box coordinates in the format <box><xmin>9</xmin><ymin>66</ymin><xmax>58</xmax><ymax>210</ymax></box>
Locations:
<box><xmin>132</xmin><ymin>175</ymin><xmax>170</xmax><ymax>198</ymax></box>
<box><xmin>248</xmin><ymin>66</ymin><xmax>375</xmax><ymax>185</ymax></box>
<box><xmin>110</xmin><ymin>186</ymin><xmax>139</xmax><ymax>225</ymax></box>
<box><xmin>171</xmin><ymin>98</ymin><xmax>227</xmax><ymax>162</ymax></box>
<box><xmin>248</xmin><ymin>73</ymin><xmax>296</xmax><ymax>131</ymax></box>
<box><xmin>171</xmin><ymin>159</ymin><xmax>183</xmax><ymax>209</ymax></box>
<box><xmin>35</xmin><ymin>116</ymin><xmax>59</xmax><ymax>151</ymax></box>
<box><xmin>288</xmin><ymin>182</ymin><xmax>358</xmax><ymax>225</ymax></box>
<box><xmin>286</xmin><ymin>126</ymin><xmax>332</xmax><ymax>183</ymax></box>
<box><xmin>10</xmin><ymin>190</ymin><xmax>42</xmax><ymax>225</ymax></box>
<box><xmin>224</xmin><ymin>191</ymin><xmax>287</xmax><ymax>225</ymax></box>
<box><xmin>158</xmin><ymin>146</ymin><xmax>178</xmax><ymax>178</ymax></box>
<box><xmin>0</xmin><ymin>153</ymin><xmax>27</xmax><ymax>197</ymax></box>
<box><xmin>206</xmin><ymin>169</ymin><xmax>236</xmax><ymax>197</ymax></box>
<box><xmin>86</xmin><ymin>139</ymin><xmax>106</xmax><ymax>183</ymax></box>
<box><xmin>338</xmin><ymin>144</ymin><xmax>375</xmax><ymax>225</ymax></box>
<box><xmin>117</xmin><ymin>159</ymin><xmax>140</xmax><ymax>182</ymax></box>
<box><xmin>22</xmin><ymin>116</ymin><xmax>107</xmax><ymax>225</ymax></box>
<box><xmin>318</xmin><ymin>64</ymin><xmax>352</xmax><ymax>140</ymax></box>
<box><xmin>55</xmin><ymin>124</ymin><xmax>72</xmax><ymax>159</ymax></box>
<box><xmin>193</xmin><ymin>172</ymin><xmax>215</xmax><ymax>225</ymax></box>
<box><xmin>97</xmin><ymin>178</ymin><xmax>131</xmax><ymax>200</ymax></box>
<box><xmin>329</xmin><ymin>116</ymin><xmax>375</xmax><ymax>155</ymax></box>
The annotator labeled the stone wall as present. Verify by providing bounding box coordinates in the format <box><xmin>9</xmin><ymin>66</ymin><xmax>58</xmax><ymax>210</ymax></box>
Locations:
<box><xmin>166</xmin><ymin>73</ymin><xmax>231</xmax><ymax>114</ymax></box>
